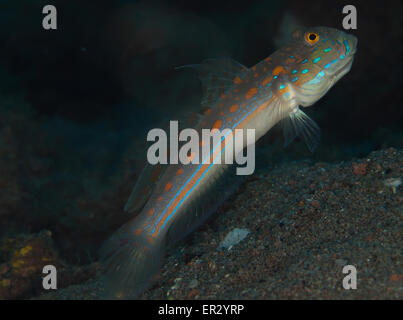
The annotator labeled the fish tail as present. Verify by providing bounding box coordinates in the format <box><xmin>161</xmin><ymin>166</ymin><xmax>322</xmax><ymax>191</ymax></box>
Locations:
<box><xmin>98</xmin><ymin>220</ymin><xmax>166</xmax><ymax>299</ymax></box>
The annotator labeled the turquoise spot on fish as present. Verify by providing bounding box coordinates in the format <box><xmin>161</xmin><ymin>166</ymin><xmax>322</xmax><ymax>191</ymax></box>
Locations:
<box><xmin>273</xmin><ymin>75</ymin><xmax>278</xmax><ymax>79</ymax></box>
<box><xmin>289</xmin><ymin>55</ymin><xmax>294</xmax><ymax>58</ymax></box>
<box><xmin>283</xmin><ymin>92</ymin><xmax>291</xmax><ymax>99</ymax></box>
<box><xmin>324</xmin><ymin>47</ymin><xmax>332</xmax><ymax>53</ymax></box>
<box><xmin>291</xmin><ymin>76</ymin><xmax>298</xmax><ymax>82</ymax></box>
<box><xmin>301</xmin><ymin>59</ymin><xmax>308</xmax><ymax>64</ymax></box>
<box><xmin>344</xmin><ymin>40</ymin><xmax>350</xmax><ymax>55</ymax></box>
<box><xmin>279</xmin><ymin>84</ymin><xmax>285</xmax><ymax>90</ymax></box>
<box><xmin>292</xmin><ymin>69</ymin><xmax>298</xmax><ymax>74</ymax></box>
<box><xmin>324</xmin><ymin>59</ymin><xmax>339</xmax><ymax>69</ymax></box>
<box><xmin>301</xmin><ymin>69</ymin><xmax>309</xmax><ymax>74</ymax></box>
<box><xmin>340</xmin><ymin>55</ymin><xmax>345</xmax><ymax>60</ymax></box>
<box><xmin>306</xmin><ymin>70</ymin><xmax>325</xmax><ymax>85</ymax></box>
<box><xmin>313</xmin><ymin>57</ymin><xmax>321</xmax><ymax>63</ymax></box>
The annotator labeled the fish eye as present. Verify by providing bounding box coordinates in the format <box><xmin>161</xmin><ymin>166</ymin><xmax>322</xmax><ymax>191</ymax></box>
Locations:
<box><xmin>305</xmin><ymin>32</ymin><xmax>319</xmax><ymax>45</ymax></box>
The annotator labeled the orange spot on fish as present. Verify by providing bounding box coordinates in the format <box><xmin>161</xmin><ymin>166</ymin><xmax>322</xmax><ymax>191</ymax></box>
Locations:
<box><xmin>262</xmin><ymin>76</ymin><xmax>271</xmax><ymax>86</ymax></box>
<box><xmin>150</xmin><ymin>166</ymin><xmax>162</xmax><ymax>183</ymax></box>
<box><xmin>157</xmin><ymin>196</ymin><xmax>163</xmax><ymax>202</ymax></box>
<box><xmin>134</xmin><ymin>228</ymin><xmax>142</xmax><ymax>235</ymax></box>
<box><xmin>272</xmin><ymin>66</ymin><xmax>285</xmax><ymax>76</ymax></box>
<box><xmin>265</xmin><ymin>57</ymin><xmax>272</xmax><ymax>62</ymax></box>
<box><xmin>165</xmin><ymin>182</ymin><xmax>173</xmax><ymax>191</ymax></box>
<box><xmin>204</xmin><ymin>108</ymin><xmax>212</xmax><ymax>115</ymax></box>
<box><xmin>254</xmin><ymin>72</ymin><xmax>259</xmax><ymax>78</ymax></box>
<box><xmin>284</xmin><ymin>58</ymin><xmax>295</xmax><ymax>65</ymax></box>
<box><xmin>233</xmin><ymin>76</ymin><xmax>242</xmax><ymax>85</ymax></box>
<box><xmin>220</xmin><ymin>93</ymin><xmax>226</xmax><ymax>99</ymax></box>
<box><xmin>176</xmin><ymin>168</ymin><xmax>184</xmax><ymax>175</ymax></box>
<box><xmin>212</xmin><ymin>120</ymin><xmax>222</xmax><ymax>130</ymax></box>
<box><xmin>280</xmin><ymin>85</ymin><xmax>290</xmax><ymax>93</ymax></box>
<box><xmin>230</xmin><ymin>104</ymin><xmax>238</xmax><ymax>113</ymax></box>
<box><xmin>245</xmin><ymin>87</ymin><xmax>258</xmax><ymax>99</ymax></box>
<box><xmin>148</xmin><ymin>208</ymin><xmax>155</xmax><ymax>216</ymax></box>
<box><xmin>187</xmin><ymin>152</ymin><xmax>196</xmax><ymax>163</ymax></box>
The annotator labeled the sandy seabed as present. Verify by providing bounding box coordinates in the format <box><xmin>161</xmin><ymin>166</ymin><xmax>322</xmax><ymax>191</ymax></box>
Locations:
<box><xmin>30</xmin><ymin>147</ymin><xmax>401</xmax><ymax>300</ymax></box>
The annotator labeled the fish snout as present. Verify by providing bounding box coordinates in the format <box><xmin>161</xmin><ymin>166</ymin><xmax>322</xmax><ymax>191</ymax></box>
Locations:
<box><xmin>348</xmin><ymin>34</ymin><xmax>358</xmax><ymax>54</ymax></box>
<box><xmin>345</xmin><ymin>33</ymin><xmax>358</xmax><ymax>56</ymax></box>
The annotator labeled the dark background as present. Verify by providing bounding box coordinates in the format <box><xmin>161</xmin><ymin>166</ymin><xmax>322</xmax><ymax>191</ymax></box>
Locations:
<box><xmin>0</xmin><ymin>0</ymin><xmax>401</xmax><ymax>265</ymax></box>
<box><xmin>2</xmin><ymin>0</ymin><xmax>402</xmax><ymax>148</ymax></box>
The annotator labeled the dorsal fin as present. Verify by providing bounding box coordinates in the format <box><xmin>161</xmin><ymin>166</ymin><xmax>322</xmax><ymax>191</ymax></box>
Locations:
<box><xmin>176</xmin><ymin>58</ymin><xmax>249</xmax><ymax>106</ymax></box>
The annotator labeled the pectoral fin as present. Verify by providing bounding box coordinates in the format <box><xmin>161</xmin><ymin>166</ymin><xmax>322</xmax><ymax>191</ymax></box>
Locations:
<box><xmin>282</xmin><ymin>108</ymin><xmax>321</xmax><ymax>152</ymax></box>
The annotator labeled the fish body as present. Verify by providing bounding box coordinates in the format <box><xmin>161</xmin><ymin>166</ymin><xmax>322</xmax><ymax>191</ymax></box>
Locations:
<box><xmin>99</xmin><ymin>27</ymin><xmax>357</xmax><ymax>298</ymax></box>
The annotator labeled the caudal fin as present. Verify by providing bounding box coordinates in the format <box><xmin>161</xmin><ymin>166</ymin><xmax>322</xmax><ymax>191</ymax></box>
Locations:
<box><xmin>98</xmin><ymin>227</ymin><xmax>166</xmax><ymax>299</ymax></box>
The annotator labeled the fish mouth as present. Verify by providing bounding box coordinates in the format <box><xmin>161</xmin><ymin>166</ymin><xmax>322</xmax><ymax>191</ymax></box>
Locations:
<box><xmin>297</xmin><ymin>54</ymin><xmax>355</xmax><ymax>107</ymax></box>
<box><xmin>331</xmin><ymin>34</ymin><xmax>357</xmax><ymax>81</ymax></box>
<box><xmin>331</xmin><ymin>55</ymin><xmax>354</xmax><ymax>83</ymax></box>
<box><xmin>325</xmin><ymin>33</ymin><xmax>357</xmax><ymax>82</ymax></box>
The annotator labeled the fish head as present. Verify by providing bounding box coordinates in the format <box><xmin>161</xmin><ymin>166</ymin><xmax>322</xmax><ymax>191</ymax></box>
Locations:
<box><xmin>287</xmin><ymin>27</ymin><xmax>358</xmax><ymax>107</ymax></box>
